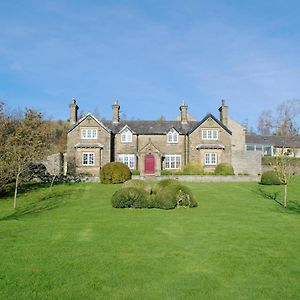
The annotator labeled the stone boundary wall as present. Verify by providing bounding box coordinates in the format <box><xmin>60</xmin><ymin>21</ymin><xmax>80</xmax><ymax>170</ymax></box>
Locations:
<box><xmin>42</xmin><ymin>153</ymin><xmax>64</xmax><ymax>176</ymax></box>
<box><xmin>132</xmin><ymin>175</ymin><xmax>260</xmax><ymax>182</ymax></box>
<box><xmin>231</xmin><ymin>150</ymin><xmax>261</xmax><ymax>175</ymax></box>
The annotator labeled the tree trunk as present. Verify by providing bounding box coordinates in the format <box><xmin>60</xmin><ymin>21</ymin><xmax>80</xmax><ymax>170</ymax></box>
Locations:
<box><xmin>13</xmin><ymin>171</ymin><xmax>20</xmax><ymax>209</ymax></box>
<box><xmin>284</xmin><ymin>184</ymin><xmax>288</xmax><ymax>208</ymax></box>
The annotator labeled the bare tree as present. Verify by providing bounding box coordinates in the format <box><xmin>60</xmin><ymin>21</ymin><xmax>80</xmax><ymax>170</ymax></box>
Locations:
<box><xmin>270</xmin><ymin>151</ymin><xmax>294</xmax><ymax>208</ymax></box>
<box><xmin>257</xmin><ymin>99</ymin><xmax>300</xmax><ymax>136</ymax></box>
<box><xmin>257</xmin><ymin>110</ymin><xmax>274</xmax><ymax>135</ymax></box>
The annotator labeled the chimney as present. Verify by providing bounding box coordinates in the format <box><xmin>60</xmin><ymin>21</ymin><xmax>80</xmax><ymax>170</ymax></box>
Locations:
<box><xmin>219</xmin><ymin>99</ymin><xmax>228</xmax><ymax>126</ymax></box>
<box><xmin>180</xmin><ymin>100</ymin><xmax>188</xmax><ymax>124</ymax></box>
<box><xmin>69</xmin><ymin>98</ymin><xmax>79</xmax><ymax>126</ymax></box>
<box><xmin>112</xmin><ymin>100</ymin><xmax>120</xmax><ymax>123</ymax></box>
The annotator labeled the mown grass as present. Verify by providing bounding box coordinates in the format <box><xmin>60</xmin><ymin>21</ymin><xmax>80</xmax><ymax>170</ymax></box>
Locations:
<box><xmin>0</xmin><ymin>178</ymin><xmax>300</xmax><ymax>300</ymax></box>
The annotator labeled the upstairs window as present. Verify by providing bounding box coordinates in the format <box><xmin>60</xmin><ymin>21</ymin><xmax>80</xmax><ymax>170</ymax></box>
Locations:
<box><xmin>204</xmin><ymin>153</ymin><xmax>217</xmax><ymax>165</ymax></box>
<box><xmin>167</xmin><ymin>129</ymin><xmax>179</xmax><ymax>143</ymax></box>
<box><xmin>202</xmin><ymin>129</ymin><xmax>218</xmax><ymax>140</ymax></box>
<box><xmin>121</xmin><ymin>128</ymin><xmax>132</xmax><ymax>143</ymax></box>
<box><xmin>81</xmin><ymin>128</ymin><xmax>97</xmax><ymax>139</ymax></box>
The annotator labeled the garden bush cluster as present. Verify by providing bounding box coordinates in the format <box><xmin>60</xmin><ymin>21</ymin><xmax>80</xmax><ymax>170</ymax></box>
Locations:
<box><xmin>260</xmin><ymin>171</ymin><xmax>282</xmax><ymax>185</ymax></box>
<box><xmin>160</xmin><ymin>162</ymin><xmax>234</xmax><ymax>176</ymax></box>
<box><xmin>111</xmin><ymin>179</ymin><xmax>198</xmax><ymax>210</ymax></box>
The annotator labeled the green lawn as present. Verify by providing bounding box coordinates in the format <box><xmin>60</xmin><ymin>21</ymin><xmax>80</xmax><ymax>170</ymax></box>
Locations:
<box><xmin>0</xmin><ymin>179</ymin><xmax>300</xmax><ymax>300</ymax></box>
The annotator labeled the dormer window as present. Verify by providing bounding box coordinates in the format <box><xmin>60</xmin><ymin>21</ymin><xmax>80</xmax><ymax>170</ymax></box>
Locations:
<box><xmin>81</xmin><ymin>128</ymin><xmax>97</xmax><ymax>139</ymax></box>
<box><xmin>202</xmin><ymin>129</ymin><xmax>218</xmax><ymax>140</ymax></box>
<box><xmin>121</xmin><ymin>128</ymin><xmax>132</xmax><ymax>143</ymax></box>
<box><xmin>167</xmin><ymin>128</ymin><xmax>179</xmax><ymax>143</ymax></box>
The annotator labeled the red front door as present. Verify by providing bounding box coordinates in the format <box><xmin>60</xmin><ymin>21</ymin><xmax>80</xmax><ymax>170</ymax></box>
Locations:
<box><xmin>145</xmin><ymin>155</ymin><xmax>155</xmax><ymax>174</ymax></box>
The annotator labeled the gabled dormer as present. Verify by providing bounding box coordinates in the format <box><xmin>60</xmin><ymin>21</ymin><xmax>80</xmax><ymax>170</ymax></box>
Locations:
<box><xmin>119</xmin><ymin>125</ymin><xmax>133</xmax><ymax>143</ymax></box>
<box><xmin>167</xmin><ymin>128</ymin><xmax>179</xmax><ymax>143</ymax></box>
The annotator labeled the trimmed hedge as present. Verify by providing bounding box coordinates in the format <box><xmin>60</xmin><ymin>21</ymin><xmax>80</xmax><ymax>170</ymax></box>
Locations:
<box><xmin>122</xmin><ymin>179</ymin><xmax>151</xmax><ymax>193</ymax></box>
<box><xmin>155</xmin><ymin>184</ymin><xmax>198</xmax><ymax>209</ymax></box>
<box><xmin>111</xmin><ymin>187</ymin><xmax>149</xmax><ymax>208</ymax></box>
<box><xmin>152</xmin><ymin>179</ymin><xmax>180</xmax><ymax>194</ymax></box>
<box><xmin>100</xmin><ymin>162</ymin><xmax>131</xmax><ymax>184</ymax></box>
<box><xmin>183</xmin><ymin>162</ymin><xmax>204</xmax><ymax>175</ymax></box>
<box><xmin>261</xmin><ymin>171</ymin><xmax>282</xmax><ymax>185</ymax></box>
<box><xmin>214</xmin><ymin>163</ymin><xmax>234</xmax><ymax>175</ymax></box>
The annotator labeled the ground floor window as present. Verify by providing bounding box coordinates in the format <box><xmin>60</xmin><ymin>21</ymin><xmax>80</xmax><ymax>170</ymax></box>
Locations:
<box><xmin>165</xmin><ymin>154</ymin><xmax>181</xmax><ymax>169</ymax></box>
<box><xmin>204</xmin><ymin>153</ymin><xmax>217</xmax><ymax>165</ymax></box>
<box><xmin>82</xmin><ymin>152</ymin><xmax>95</xmax><ymax>166</ymax></box>
<box><xmin>118</xmin><ymin>154</ymin><xmax>135</xmax><ymax>169</ymax></box>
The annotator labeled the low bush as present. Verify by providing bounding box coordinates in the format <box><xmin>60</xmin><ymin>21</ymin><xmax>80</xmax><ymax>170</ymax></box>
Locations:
<box><xmin>122</xmin><ymin>179</ymin><xmax>151</xmax><ymax>193</ymax></box>
<box><xmin>111</xmin><ymin>187</ymin><xmax>149</xmax><ymax>208</ymax></box>
<box><xmin>214</xmin><ymin>163</ymin><xmax>234</xmax><ymax>175</ymax></box>
<box><xmin>183</xmin><ymin>162</ymin><xmax>204</xmax><ymax>175</ymax></box>
<box><xmin>131</xmin><ymin>169</ymin><xmax>140</xmax><ymax>175</ymax></box>
<box><xmin>261</xmin><ymin>171</ymin><xmax>282</xmax><ymax>185</ymax></box>
<box><xmin>155</xmin><ymin>184</ymin><xmax>197</xmax><ymax>209</ymax></box>
<box><xmin>152</xmin><ymin>179</ymin><xmax>180</xmax><ymax>194</ymax></box>
<box><xmin>161</xmin><ymin>170</ymin><xmax>175</xmax><ymax>175</ymax></box>
<box><xmin>100</xmin><ymin>162</ymin><xmax>131</xmax><ymax>184</ymax></box>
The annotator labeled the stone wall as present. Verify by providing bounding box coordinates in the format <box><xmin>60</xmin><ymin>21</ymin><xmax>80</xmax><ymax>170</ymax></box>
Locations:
<box><xmin>42</xmin><ymin>153</ymin><xmax>64</xmax><ymax>176</ymax></box>
<box><xmin>231</xmin><ymin>150</ymin><xmax>261</xmax><ymax>175</ymax></box>
<box><xmin>133</xmin><ymin>175</ymin><xmax>260</xmax><ymax>182</ymax></box>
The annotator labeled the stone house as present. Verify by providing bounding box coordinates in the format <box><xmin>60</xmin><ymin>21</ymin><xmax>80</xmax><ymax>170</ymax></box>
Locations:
<box><xmin>66</xmin><ymin>99</ymin><xmax>261</xmax><ymax>176</ymax></box>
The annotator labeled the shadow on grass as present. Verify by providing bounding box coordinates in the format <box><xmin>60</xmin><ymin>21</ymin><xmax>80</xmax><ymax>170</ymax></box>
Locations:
<box><xmin>255</xmin><ymin>186</ymin><xmax>283</xmax><ymax>206</ymax></box>
<box><xmin>254</xmin><ymin>186</ymin><xmax>300</xmax><ymax>215</ymax></box>
<box><xmin>0</xmin><ymin>190</ymin><xmax>69</xmax><ymax>221</ymax></box>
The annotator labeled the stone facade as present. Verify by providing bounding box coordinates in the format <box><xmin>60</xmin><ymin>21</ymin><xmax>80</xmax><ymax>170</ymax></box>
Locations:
<box><xmin>66</xmin><ymin>99</ymin><xmax>261</xmax><ymax>176</ymax></box>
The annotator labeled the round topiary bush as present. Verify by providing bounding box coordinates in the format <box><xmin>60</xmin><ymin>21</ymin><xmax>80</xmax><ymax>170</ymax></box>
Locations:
<box><xmin>100</xmin><ymin>162</ymin><xmax>131</xmax><ymax>184</ymax></box>
<box><xmin>183</xmin><ymin>162</ymin><xmax>204</xmax><ymax>175</ymax></box>
<box><xmin>152</xmin><ymin>179</ymin><xmax>180</xmax><ymax>194</ymax></box>
<box><xmin>155</xmin><ymin>183</ymin><xmax>198</xmax><ymax>209</ymax></box>
<box><xmin>214</xmin><ymin>163</ymin><xmax>234</xmax><ymax>175</ymax></box>
<box><xmin>122</xmin><ymin>179</ymin><xmax>151</xmax><ymax>193</ymax></box>
<box><xmin>261</xmin><ymin>171</ymin><xmax>282</xmax><ymax>185</ymax></box>
<box><xmin>111</xmin><ymin>187</ymin><xmax>149</xmax><ymax>208</ymax></box>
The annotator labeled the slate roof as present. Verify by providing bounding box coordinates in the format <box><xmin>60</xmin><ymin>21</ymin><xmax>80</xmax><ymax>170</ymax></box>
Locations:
<box><xmin>102</xmin><ymin>113</ymin><xmax>232</xmax><ymax>135</ymax></box>
<box><xmin>246</xmin><ymin>134</ymin><xmax>300</xmax><ymax>148</ymax></box>
<box><xmin>69</xmin><ymin>113</ymin><xmax>232</xmax><ymax>135</ymax></box>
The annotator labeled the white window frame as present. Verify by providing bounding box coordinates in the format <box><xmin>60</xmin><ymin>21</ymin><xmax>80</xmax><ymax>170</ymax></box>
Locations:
<box><xmin>81</xmin><ymin>128</ymin><xmax>97</xmax><ymax>140</ymax></box>
<box><xmin>165</xmin><ymin>154</ymin><xmax>181</xmax><ymax>170</ymax></box>
<box><xmin>120</xmin><ymin>128</ymin><xmax>132</xmax><ymax>143</ymax></box>
<box><xmin>118</xmin><ymin>154</ymin><xmax>135</xmax><ymax>169</ymax></box>
<box><xmin>167</xmin><ymin>129</ymin><xmax>179</xmax><ymax>144</ymax></box>
<box><xmin>202</xmin><ymin>129</ymin><xmax>218</xmax><ymax>140</ymax></box>
<box><xmin>82</xmin><ymin>152</ymin><xmax>95</xmax><ymax>166</ymax></box>
<box><xmin>204</xmin><ymin>153</ymin><xmax>217</xmax><ymax>165</ymax></box>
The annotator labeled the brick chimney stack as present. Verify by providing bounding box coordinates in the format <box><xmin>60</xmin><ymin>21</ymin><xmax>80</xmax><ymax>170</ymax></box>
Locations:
<box><xmin>219</xmin><ymin>99</ymin><xmax>228</xmax><ymax>126</ymax></box>
<box><xmin>180</xmin><ymin>100</ymin><xmax>188</xmax><ymax>124</ymax></box>
<box><xmin>112</xmin><ymin>100</ymin><xmax>120</xmax><ymax>123</ymax></box>
<box><xmin>69</xmin><ymin>98</ymin><xmax>79</xmax><ymax>126</ymax></box>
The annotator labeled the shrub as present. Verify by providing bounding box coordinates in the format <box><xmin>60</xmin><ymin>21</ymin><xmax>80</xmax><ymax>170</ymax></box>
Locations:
<box><xmin>214</xmin><ymin>163</ymin><xmax>234</xmax><ymax>175</ymax></box>
<box><xmin>100</xmin><ymin>162</ymin><xmax>131</xmax><ymax>184</ymax></box>
<box><xmin>111</xmin><ymin>187</ymin><xmax>149</xmax><ymax>208</ymax></box>
<box><xmin>152</xmin><ymin>179</ymin><xmax>180</xmax><ymax>194</ymax></box>
<box><xmin>155</xmin><ymin>184</ymin><xmax>198</xmax><ymax>209</ymax></box>
<box><xmin>261</xmin><ymin>171</ymin><xmax>282</xmax><ymax>185</ymax></box>
<box><xmin>183</xmin><ymin>162</ymin><xmax>204</xmax><ymax>175</ymax></box>
<box><xmin>131</xmin><ymin>169</ymin><xmax>140</xmax><ymax>175</ymax></box>
<box><xmin>161</xmin><ymin>170</ymin><xmax>175</xmax><ymax>175</ymax></box>
<box><xmin>122</xmin><ymin>179</ymin><xmax>151</xmax><ymax>193</ymax></box>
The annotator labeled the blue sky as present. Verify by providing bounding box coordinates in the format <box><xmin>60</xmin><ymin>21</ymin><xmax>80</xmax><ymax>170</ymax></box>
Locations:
<box><xmin>0</xmin><ymin>0</ymin><xmax>300</xmax><ymax>128</ymax></box>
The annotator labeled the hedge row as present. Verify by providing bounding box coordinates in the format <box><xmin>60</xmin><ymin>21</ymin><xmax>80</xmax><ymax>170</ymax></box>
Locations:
<box><xmin>111</xmin><ymin>179</ymin><xmax>197</xmax><ymax>210</ymax></box>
